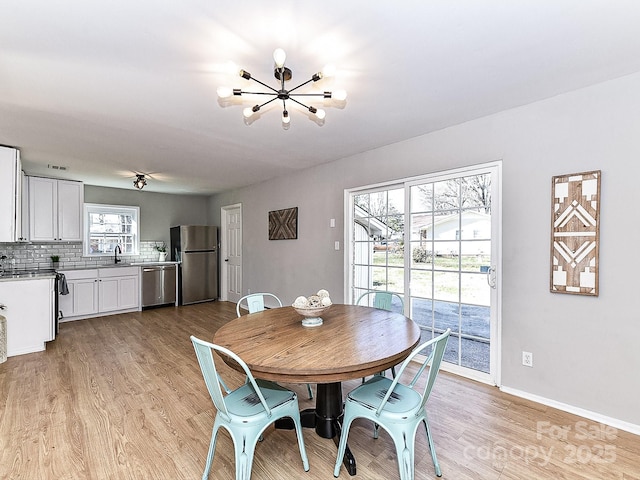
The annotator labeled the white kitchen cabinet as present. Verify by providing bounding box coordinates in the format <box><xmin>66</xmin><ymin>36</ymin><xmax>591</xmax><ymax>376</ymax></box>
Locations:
<box><xmin>0</xmin><ymin>146</ymin><xmax>24</xmax><ymax>242</ymax></box>
<box><xmin>0</xmin><ymin>277</ymin><xmax>55</xmax><ymax>357</ymax></box>
<box><xmin>99</xmin><ymin>267</ymin><xmax>139</xmax><ymax>312</ymax></box>
<box><xmin>59</xmin><ymin>267</ymin><xmax>139</xmax><ymax>321</ymax></box>
<box><xmin>58</xmin><ymin>269</ymin><xmax>99</xmax><ymax>319</ymax></box>
<box><xmin>28</xmin><ymin>176</ymin><xmax>84</xmax><ymax>242</ymax></box>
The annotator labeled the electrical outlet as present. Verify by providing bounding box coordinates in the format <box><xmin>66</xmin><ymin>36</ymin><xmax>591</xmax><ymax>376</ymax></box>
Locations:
<box><xmin>522</xmin><ymin>351</ymin><xmax>533</xmax><ymax>367</ymax></box>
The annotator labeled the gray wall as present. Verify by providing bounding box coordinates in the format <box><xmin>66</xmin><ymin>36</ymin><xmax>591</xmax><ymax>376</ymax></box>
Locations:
<box><xmin>209</xmin><ymin>71</ymin><xmax>640</xmax><ymax>428</ymax></box>
<box><xmin>84</xmin><ymin>185</ymin><xmax>210</xmax><ymax>247</ymax></box>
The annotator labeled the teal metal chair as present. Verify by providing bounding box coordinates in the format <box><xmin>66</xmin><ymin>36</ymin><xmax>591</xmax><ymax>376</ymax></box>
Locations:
<box><xmin>190</xmin><ymin>336</ymin><xmax>310</xmax><ymax>480</ymax></box>
<box><xmin>237</xmin><ymin>293</ymin><xmax>314</xmax><ymax>401</ymax></box>
<box><xmin>236</xmin><ymin>292</ymin><xmax>283</xmax><ymax>317</ymax></box>
<box><xmin>357</xmin><ymin>290</ymin><xmax>405</xmax><ymax>379</ymax></box>
<box><xmin>356</xmin><ymin>290</ymin><xmax>404</xmax><ymax>313</ymax></box>
<box><xmin>333</xmin><ymin>329</ymin><xmax>451</xmax><ymax>479</ymax></box>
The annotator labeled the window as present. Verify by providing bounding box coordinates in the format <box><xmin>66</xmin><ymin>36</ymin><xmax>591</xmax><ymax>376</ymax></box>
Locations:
<box><xmin>83</xmin><ymin>203</ymin><xmax>139</xmax><ymax>256</ymax></box>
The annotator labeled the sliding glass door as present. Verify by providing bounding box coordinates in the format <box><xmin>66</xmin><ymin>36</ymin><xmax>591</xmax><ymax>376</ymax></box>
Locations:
<box><xmin>348</xmin><ymin>163</ymin><xmax>500</xmax><ymax>384</ymax></box>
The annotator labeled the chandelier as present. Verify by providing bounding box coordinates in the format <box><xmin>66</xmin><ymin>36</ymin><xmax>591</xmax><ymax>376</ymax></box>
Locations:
<box><xmin>217</xmin><ymin>48</ymin><xmax>347</xmax><ymax>126</ymax></box>
<box><xmin>133</xmin><ymin>174</ymin><xmax>147</xmax><ymax>190</ymax></box>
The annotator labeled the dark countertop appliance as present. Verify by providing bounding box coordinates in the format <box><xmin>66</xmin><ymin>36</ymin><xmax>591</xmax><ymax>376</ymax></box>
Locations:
<box><xmin>170</xmin><ymin>225</ymin><xmax>218</xmax><ymax>305</ymax></box>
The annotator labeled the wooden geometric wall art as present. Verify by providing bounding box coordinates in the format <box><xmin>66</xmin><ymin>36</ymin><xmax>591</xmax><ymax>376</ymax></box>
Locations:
<box><xmin>550</xmin><ymin>170</ymin><xmax>600</xmax><ymax>296</ymax></box>
<box><xmin>269</xmin><ymin>207</ymin><xmax>298</xmax><ymax>240</ymax></box>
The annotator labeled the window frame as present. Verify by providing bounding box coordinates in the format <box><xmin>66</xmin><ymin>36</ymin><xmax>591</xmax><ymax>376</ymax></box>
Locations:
<box><xmin>83</xmin><ymin>203</ymin><xmax>140</xmax><ymax>257</ymax></box>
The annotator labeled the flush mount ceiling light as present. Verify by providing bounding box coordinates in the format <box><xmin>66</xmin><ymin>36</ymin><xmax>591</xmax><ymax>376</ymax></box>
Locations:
<box><xmin>133</xmin><ymin>174</ymin><xmax>147</xmax><ymax>190</ymax></box>
<box><xmin>217</xmin><ymin>48</ymin><xmax>347</xmax><ymax>127</ymax></box>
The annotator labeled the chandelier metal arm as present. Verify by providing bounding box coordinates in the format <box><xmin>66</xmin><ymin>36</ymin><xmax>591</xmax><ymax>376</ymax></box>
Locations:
<box><xmin>255</xmin><ymin>97</ymin><xmax>279</xmax><ymax>110</ymax></box>
<box><xmin>288</xmin><ymin>97</ymin><xmax>312</xmax><ymax>110</ymax></box>
<box><xmin>238</xmin><ymin>90</ymin><xmax>280</xmax><ymax>96</ymax></box>
<box><xmin>289</xmin><ymin>92</ymin><xmax>332</xmax><ymax>97</ymax></box>
<box><xmin>287</xmin><ymin>77</ymin><xmax>315</xmax><ymax>94</ymax></box>
<box><xmin>245</xmin><ymin>75</ymin><xmax>279</xmax><ymax>94</ymax></box>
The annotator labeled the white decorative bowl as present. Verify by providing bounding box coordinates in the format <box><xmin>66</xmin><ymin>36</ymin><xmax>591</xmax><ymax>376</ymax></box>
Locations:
<box><xmin>293</xmin><ymin>304</ymin><xmax>331</xmax><ymax>327</ymax></box>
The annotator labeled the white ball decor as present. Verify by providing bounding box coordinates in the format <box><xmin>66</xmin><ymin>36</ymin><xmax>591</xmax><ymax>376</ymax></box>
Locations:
<box><xmin>292</xmin><ymin>289</ymin><xmax>332</xmax><ymax>327</ymax></box>
<box><xmin>293</xmin><ymin>296</ymin><xmax>309</xmax><ymax>308</ymax></box>
<box><xmin>307</xmin><ymin>295</ymin><xmax>322</xmax><ymax>307</ymax></box>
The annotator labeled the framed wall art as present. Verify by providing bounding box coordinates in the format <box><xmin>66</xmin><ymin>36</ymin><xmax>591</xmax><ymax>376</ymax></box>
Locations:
<box><xmin>269</xmin><ymin>207</ymin><xmax>298</xmax><ymax>240</ymax></box>
<box><xmin>550</xmin><ymin>170</ymin><xmax>601</xmax><ymax>296</ymax></box>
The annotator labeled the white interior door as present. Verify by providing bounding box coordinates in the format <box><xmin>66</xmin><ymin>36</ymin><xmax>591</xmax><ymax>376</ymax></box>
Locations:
<box><xmin>221</xmin><ymin>204</ymin><xmax>242</xmax><ymax>303</ymax></box>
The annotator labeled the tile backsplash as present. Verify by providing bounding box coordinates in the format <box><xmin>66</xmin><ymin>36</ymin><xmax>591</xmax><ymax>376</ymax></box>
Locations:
<box><xmin>0</xmin><ymin>241</ymin><xmax>167</xmax><ymax>271</ymax></box>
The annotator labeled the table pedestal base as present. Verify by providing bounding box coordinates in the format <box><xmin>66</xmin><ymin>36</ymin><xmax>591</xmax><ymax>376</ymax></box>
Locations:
<box><xmin>275</xmin><ymin>382</ymin><xmax>356</xmax><ymax>476</ymax></box>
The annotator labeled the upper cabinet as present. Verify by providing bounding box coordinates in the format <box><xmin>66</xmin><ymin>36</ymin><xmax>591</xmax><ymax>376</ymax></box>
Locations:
<box><xmin>28</xmin><ymin>176</ymin><xmax>84</xmax><ymax>242</ymax></box>
<box><xmin>0</xmin><ymin>146</ymin><xmax>24</xmax><ymax>242</ymax></box>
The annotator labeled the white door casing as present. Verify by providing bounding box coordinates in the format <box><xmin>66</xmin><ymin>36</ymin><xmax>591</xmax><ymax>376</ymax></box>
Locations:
<box><xmin>221</xmin><ymin>204</ymin><xmax>242</xmax><ymax>303</ymax></box>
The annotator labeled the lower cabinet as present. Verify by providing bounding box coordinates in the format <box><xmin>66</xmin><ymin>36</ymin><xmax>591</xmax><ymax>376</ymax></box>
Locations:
<box><xmin>98</xmin><ymin>268</ymin><xmax>140</xmax><ymax>313</ymax></box>
<box><xmin>59</xmin><ymin>267</ymin><xmax>140</xmax><ymax>321</ymax></box>
<box><xmin>0</xmin><ymin>277</ymin><xmax>55</xmax><ymax>357</ymax></box>
<box><xmin>59</xmin><ymin>269</ymin><xmax>99</xmax><ymax>318</ymax></box>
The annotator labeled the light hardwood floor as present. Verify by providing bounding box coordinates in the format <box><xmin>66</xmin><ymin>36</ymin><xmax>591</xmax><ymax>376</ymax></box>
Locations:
<box><xmin>0</xmin><ymin>302</ymin><xmax>638</xmax><ymax>479</ymax></box>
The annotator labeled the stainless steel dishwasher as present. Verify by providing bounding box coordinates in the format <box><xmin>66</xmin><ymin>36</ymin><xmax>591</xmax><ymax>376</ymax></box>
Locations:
<box><xmin>141</xmin><ymin>264</ymin><xmax>177</xmax><ymax>308</ymax></box>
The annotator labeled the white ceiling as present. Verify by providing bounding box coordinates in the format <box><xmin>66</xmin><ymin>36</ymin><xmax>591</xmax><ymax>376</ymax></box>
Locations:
<box><xmin>2</xmin><ymin>1</ymin><xmax>640</xmax><ymax>195</ymax></box>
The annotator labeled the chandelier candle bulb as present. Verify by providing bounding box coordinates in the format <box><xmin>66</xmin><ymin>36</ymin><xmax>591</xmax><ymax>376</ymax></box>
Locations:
<box><xmin>216</xmin><ymin>86</ymin><xmax>233</xmax><ymax>98</ymax></box>
<box><xmin>321</xmin><ymin>64</ymin><xmax>336</xmax><ymax>77</ymax></box>
<box><xmin>273</xmin><ymin>48</ymin><xmax>286</xmax><ymax>68</ymax></box>
<box><xmin>332</xmin><ymin>89</ymin><xmax>347</xmax><ymax>101</ymax></box>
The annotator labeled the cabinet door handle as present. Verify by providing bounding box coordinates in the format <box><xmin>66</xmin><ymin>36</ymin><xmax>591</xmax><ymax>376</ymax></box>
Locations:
<box><xmin>0</xmin><ymin>303</ymin><xmax>6</xmax><ymax>310</ymax></box>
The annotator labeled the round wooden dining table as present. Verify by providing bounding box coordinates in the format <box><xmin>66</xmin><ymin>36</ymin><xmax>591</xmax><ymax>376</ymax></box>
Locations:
<box><xmin>213</xmin><ymin>304</ymin><xmax>421</xmax><ymax>476</ymax></box>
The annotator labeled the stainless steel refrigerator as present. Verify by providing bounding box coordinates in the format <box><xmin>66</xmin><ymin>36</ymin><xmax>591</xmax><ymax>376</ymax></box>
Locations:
<box><xmin>170</xmin><ymin>225</ymin><xmax>218</xmax><ymax>305</ymax></box>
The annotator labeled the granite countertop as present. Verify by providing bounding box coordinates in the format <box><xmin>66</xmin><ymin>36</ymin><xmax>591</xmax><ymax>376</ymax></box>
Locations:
<box><xmin>130</xmin><ymin>262</ymin><xmax>179</xmax><ymax>266</ymax></box>
<box><xmin>0</xmin><ymin>269</ymin><xmax>58</xmax><ymax>280</ymax></box>
<box><xmin>0</xmin><ymin>262</ymin><xmax>181</xmax><ymax>279</ymax></box>
<box><xmin>0</xmin><ymin>261</ymin><xmax>182</xmax><ymax>283</ymax></box>
<box><xmin>58</xmin><ymin>261</ymin><xmax>180</xmax><ymax>272</ymax></box>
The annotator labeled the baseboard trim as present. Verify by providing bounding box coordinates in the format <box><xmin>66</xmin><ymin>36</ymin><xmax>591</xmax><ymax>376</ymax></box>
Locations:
<box><xmin>500</xmin><ymin>386</ymin><xmax>640</xmax><ymax>436</ymax></box>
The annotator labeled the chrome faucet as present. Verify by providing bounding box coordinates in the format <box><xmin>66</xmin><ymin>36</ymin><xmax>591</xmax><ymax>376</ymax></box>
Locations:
<box><xmin>114</xmin><ymin>245</ymin><xmax>122</xmax><ymax>264</ymax></box>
